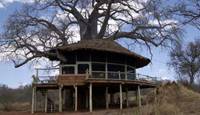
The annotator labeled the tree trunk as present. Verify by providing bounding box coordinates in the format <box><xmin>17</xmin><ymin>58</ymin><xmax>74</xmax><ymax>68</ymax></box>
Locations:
<box><xmin>189</xmin><ymin>76</ymin><xmax>194</xmax><ymax>85</ymax></box>
<box><xmin>80</xmin><ymin>11</ymin><xmax>98</xmax><ymax>40</ymax></box>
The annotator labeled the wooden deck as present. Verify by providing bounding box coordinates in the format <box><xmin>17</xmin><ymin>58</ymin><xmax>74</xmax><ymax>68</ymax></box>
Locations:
<box><xmin>33</xmin><ymin>74</ymin><xmax>157</xmax><ymax>88</ymax></box>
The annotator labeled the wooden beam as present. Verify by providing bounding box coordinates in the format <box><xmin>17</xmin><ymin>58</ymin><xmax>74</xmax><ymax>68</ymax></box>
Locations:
<box><xmin>89</xmin><ymin>83</ymin><xmax>93</xmax><ymax>112</ymax></box>
<box><xmin>126</xmin><ymin>87</ymin><xmax>129</xmax><ymax>108</ymax></box>
<box><xmin>44</xmin><ymin>90</ymin><xmax>48</xmax><ymax>113</ymax></box>
<box><xmin>74</xmin><ymin>85</ymin><xmax>78</xmax><ymax>112</ymax></box>
<box><xmin>105</xmin><ymin>87</ymin><xmax>109</xmax><ymax>109</ymax></box>
<box><xmin>31</xmin><ymin>86</ymin><xmax>36</xmax><ymax>114</ymax></box>
<box><xmin>59</xmin><ymin>86</ymin><xmax>63</xmax><ymax>112</ymax></box>
<box><xmin>120</xmin><ymin>84</ymin><xmax>123</xmax><ymax>110</ymax></box>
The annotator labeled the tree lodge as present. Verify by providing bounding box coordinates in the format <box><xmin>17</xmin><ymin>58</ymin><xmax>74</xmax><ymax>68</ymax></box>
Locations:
<box><xmin>31</xmin><ymin>39</ymin><xmax>157</xmax><ymax>113</ymax></box>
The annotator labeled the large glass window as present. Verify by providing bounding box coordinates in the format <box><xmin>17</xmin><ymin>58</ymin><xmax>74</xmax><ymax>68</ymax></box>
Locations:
<box><xmin>78</xmin><ymin>64</ymin><xmax>89</xmax><ymax>74</ymax></box>
<box><xmin>107</xmin><ymin>64</ymin><xmax>124</xmax><ymax>72</ymax></box>
<box><xmin>92</xmin><ymin>63</ymin><xmax>105</xmax><ymax>71</ymax></box>
<box><xmin>92</xmin><ymin>63</ymin><xmax>105</xmax><ymax>78</ymax></box>
<box><xmin>62</xmin><ymin>66</ymin><xmax>75</xmax><ymax>74</ymax></box>
<box><xmin>107</xmin><ymin>64</ymin><xmax>125</xmax><ymax>79</ymax></box>
<box><xmin>127</xmin><ymin>66</ymin><xmax>136</xmax><ymax>80</ymax></box>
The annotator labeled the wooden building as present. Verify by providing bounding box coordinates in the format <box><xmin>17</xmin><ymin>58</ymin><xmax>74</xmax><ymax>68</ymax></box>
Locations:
<box><xmin>31</xmin><ymin>39</ymin><xmax>157</xmax><ymax>113</ymax></box>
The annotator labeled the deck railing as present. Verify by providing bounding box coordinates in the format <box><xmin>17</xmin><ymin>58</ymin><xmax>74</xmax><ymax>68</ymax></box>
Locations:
<box><xmin>33</xmin><ymin>68</ymin><xmax>59</xmax><ymax>84</ymax></box>
<box><xmin>90</xmin><ymin>71</ymin><xmax>158</xmax><ymax>82</ymax></box>
<box><xmin>33</xmin><ymin>68</ymin><xmax>159</xmax><ymax>84</ymax></box>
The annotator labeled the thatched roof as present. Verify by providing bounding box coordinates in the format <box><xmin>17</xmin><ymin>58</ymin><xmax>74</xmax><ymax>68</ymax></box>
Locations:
<box><xmin>50</xmin><ymin>39</ymin><xmax>150</xmax><ymax>68</ymax></box>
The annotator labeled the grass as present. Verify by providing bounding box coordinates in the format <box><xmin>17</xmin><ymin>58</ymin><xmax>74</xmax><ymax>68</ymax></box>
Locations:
<box><xmin>140</xmin><ymin>82</ymin><xmax>200</xmax><ymax>115</ymax></box>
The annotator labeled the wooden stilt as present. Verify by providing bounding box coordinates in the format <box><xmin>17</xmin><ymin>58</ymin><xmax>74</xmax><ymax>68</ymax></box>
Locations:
<box><xmin>59</xmin><ymin>86</ymin><xmax>63</xmax><ymax>112</ymax></box>
<box><xmin>126</xmin><ymin>88</ymin><xmax>129</xmax><ymax>108</ymax></box>
<box><xmin>89</xmin><ymin>83</ymin><xmax>93</xmax><ymax>112</ymax></box>
<box><xmin>31</xmin><ymin>86</ymin><xmax>36</xmax><ymax>114</ymax></box>
<box><xmin>74</xmin><ymin>85</ymin><xmax>78</xmax><ymax>112</ymax></box>
<box><xmin>105</xmin><ymin>87</ymin><xmax>109</xmax><ymax>109</ymax></box>
<box><xmin>44</xmin><ymin>90</ymin><xmax>48</xmax><ymax>113</ymax></box>
<box><xmin>120</xmin><ymin>84</ymin><xmax>123</xmax><ymax>110</ymax></box>
<box><xmin>137</xmin><ymin>85</ymin><xmax>141</xmax><ymax>107</ymax></box>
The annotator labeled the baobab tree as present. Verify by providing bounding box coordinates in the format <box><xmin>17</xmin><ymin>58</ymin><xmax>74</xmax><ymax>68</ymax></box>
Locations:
<box><xmin>0</xmin><ymin>0</ymin><xmax>180</xmax><ymax>68</ymax></box>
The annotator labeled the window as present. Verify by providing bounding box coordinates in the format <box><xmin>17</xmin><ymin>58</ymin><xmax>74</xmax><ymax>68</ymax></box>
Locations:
<box><xmin>127</xmin><ymin>66</ymin><xmax>136</xmax><ymax>80</ymax></box>
<box><xmin>108</xmin><ymin>64</ymin><xmax>124</xmax><ymax>72</ymax></box>
<box><xmin>78</xmin><ymin>64</ymin><xmax>89</xmax><ymax>74</ymax></box>
<box><xmin>62</xmin><ymin>66</ymin><xmax>75</xmax><ymax>74</ymax></box>
<box><xmin>92</xmin><ymin>63</ymin><xmax>105</xmax><ymax>71</ymax></box>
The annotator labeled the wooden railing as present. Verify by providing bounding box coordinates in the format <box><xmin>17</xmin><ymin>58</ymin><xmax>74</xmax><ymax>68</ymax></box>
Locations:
<box><xmin>33</xmin><ymin>68</ymin><xmax>159</xmax><ymax>84</ymax></box>
<box><xmin>89</xmin><ymin>71</ymin><xmax>159</xmax><ymax>83</ymax></box>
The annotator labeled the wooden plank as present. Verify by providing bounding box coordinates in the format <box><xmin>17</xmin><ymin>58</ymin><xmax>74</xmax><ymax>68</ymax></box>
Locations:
<box><xmin>57</xmin><ymin>74</ymin><xmax>86</xmax><ymax>85</ymax></box>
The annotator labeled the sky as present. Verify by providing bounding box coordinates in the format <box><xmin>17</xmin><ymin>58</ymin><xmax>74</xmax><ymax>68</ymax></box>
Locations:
<box><xmin>0</xmin><ymin>0</ymin><xmax>199</xmax><ymax>88</ymax></box>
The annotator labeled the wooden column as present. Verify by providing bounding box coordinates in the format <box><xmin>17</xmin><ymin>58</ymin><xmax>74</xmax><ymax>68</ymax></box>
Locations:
<box><xmin>105</xmin><ymin>87</ymin><xmax>109</xmax><ymax>109</ymax></box>
<box><xmin>31</xmin><ymin>86</ymin><xmax>36</xmax><ymax>114</ymax></box>
<box><xmin>126</xmin><ymin>88</ymin><xmax>129</xmax><ymax>108</ymax></box>
<box><xmin>119</xmin><ymin>84</ymin><xmax>123</xmax><ymax>110</ymax></box>
<box><xmin>137</xmin><ymin>85</ymin><xmax>141</xmax><ymax>108</ymax></box>
<box><xmin>59</xmin><ymin>86</ymin><xmax>63</xmax><ymax>112</ymax></box>
<box><xmin>44</xmin><ymin>90</ymin><xmax>48</xmax><ymax>113</ymax></box>
<box><xmin>74</xmin><ymin>85</ymin><xmax>78</xmax><ymax>112</ymax></box>
<box><xmin>125</xmin><ymin>64</ymin><xmax>127</xmax><ymax>80</ymax></box>
<box><xmin>89</xmin><ymin>83</ymin><xmax>93</xmax><ymax>112</ymax></box>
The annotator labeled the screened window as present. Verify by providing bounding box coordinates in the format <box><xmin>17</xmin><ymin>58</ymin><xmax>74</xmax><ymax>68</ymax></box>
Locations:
<box><xmin>127</xmin><ymin>66</ymin><xmax>136</xmax><ymax>80</ymax></box>
<box><xmin>92</xmin><ymin>63</ymin><xmax>105</xmax><ymax>71</ymax></box>
<box><xmin>78</xmin><ymin>64</ymin><xmax>89</xmax><ymax>74</ymax></box>
<box><xmin>62</xmin><ymin>66</ymin><xmax>75</xmax><ymax>74</ymax></box>
<box><xmin>107</xmin><ymin>64</ymin><xmax>125</xmax><ymax>72</ymax></box>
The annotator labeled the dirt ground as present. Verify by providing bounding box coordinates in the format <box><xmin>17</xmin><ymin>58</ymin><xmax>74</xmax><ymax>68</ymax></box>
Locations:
<box><xmin>0</xmin><ymin>108</ymin><xmax>136</xmax><ymax>115</ymax></box>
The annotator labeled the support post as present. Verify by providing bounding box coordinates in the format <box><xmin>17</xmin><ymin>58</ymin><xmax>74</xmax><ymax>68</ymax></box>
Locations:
<box><xmin>31</xmin><ymin>86</ymin><xmax>36</xmax><ymax>114</ymax></box>
<box><xmin>44</xmin><ymin>90</ymin><xmax>48</xmax><ymax>113</ymax></box>
<box><xmin>59</xmin><ymin>86</ymin><xmax>63</xmax><ymax>112</ymax></box>
<box><xmin>137</xmin><ymin>85</ymin><xmax>141</xmax><ymax>107</ymax></box>
<box><xmin>89</xmin><ymin>83</ymin><xmax>93</xmax><ymax>112</ymax></box>
<box><xmin>74</xmin><ymin>85</ymin><xmax>78</xmax><ymax>112</ymax></box>
<box><xmin>105</xmin><ymin>87</ymin><xmax>109</xmax><ymax>109</ymax></box>
<box><xmin>125</xmin><ymin>64</ymin><xmax>127</xmax><ymax>80</ymax></box>
<box><xmin>126</xmin><ymin>88</ymin><xmax>129</xmax><ymax>108</ymax></box>
<box><xmin>120</xmin><ymin>84</ymin><xmax>123</xmax><ymax>110</ymax></box>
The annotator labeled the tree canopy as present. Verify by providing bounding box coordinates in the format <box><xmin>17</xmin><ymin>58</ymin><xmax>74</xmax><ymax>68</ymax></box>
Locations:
<box><xmin>169</xmin><ymin>40</ymin><xmax>200</xmax><ymax>85</ymax></box>
<box><xmin>0</xmin><ymin>0</ymin><xmax>181</xmax><ymax>67</ymax></box>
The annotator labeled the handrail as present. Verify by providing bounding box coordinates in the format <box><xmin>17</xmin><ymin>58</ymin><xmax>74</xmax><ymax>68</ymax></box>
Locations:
<box><xmin>33</xmin><ymin>68</ymin><xmax>159</xmax><ymax>84</ymax></box>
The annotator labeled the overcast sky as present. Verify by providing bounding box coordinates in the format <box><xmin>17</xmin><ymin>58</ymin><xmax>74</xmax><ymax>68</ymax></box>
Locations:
<box><xmin>0</xmin><ymin>0</ymin><xmax>199</xmax><ymax>88</ymax></box>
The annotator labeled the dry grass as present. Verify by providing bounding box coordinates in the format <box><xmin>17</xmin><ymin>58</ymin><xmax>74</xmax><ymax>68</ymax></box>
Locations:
<box><xmin>141</xmin><ymin>82</ymin><xmax>200</xmax><ymax>115</ymax></box>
